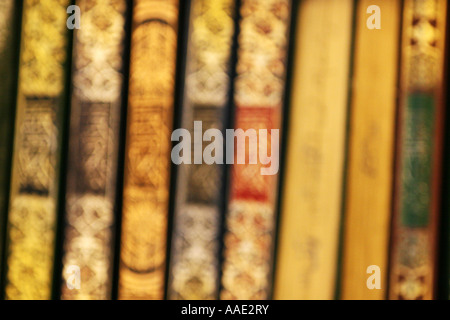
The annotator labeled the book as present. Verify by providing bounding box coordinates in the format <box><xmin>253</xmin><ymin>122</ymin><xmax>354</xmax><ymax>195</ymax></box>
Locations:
<box><xmin>118</xmin><ymin>0</ymin><xmax>180</xmax><ymax>300</ymax></box>
<box><xmin>0</xmin><ymin>0</ymin><xmax>21</xmax><ymax>285</ymax></box>
<box><xmin>389</xmin><ymin>0</ymin><xmax>448</xmax><ymax>300</ymax></box>
<box><xmin>273</xmin><ymin>0</ymin><xmax>354</xmax><ymax>300</ymax></box>
<box><xmin>60</xmin><ymin>0</ymin><xmax>129</xmax><ymax>300</ymax></box>
<box><xmin>220</xmin><ymin>0</ymin><xmax>293</xmax><ymax>300</ymax></box>
<box><xmin>4</xmin><ymin>0</ymin><xmax>72</xmax><ymax>300</ymax></box>
<box><xmin>167</xmin><ymin>0</ymin><xmax>236</xmax><ymax>300</ymax></box>
<box><xmin>341</xmin><ymin>0</ymin><xmax>400</xmax><ymax>300</ymax></box>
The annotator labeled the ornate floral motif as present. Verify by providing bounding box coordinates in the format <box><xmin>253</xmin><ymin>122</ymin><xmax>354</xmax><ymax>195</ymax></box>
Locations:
<box><xmin>185</xmin><ymin>0</ymin><xmax>236</xmax><ymax>106</ymax></box>
<box><xmin>234</xmin><ymin>0</ymin><xmax>291</xmax><ymax>108</ymax></box>
<box><xmin>62</xmin><ymin>194</ymin><xmax>114</xmax><ymax>299</ymax></box>
<box><xmin>20</xmin><ymin>0</ymin><xmax>69</xmax><ymax>97</ymax></box>
<box><xmin>405</xmin><ymin>0</ymin><xmax>440</xmax><ymax>92</ymax></box>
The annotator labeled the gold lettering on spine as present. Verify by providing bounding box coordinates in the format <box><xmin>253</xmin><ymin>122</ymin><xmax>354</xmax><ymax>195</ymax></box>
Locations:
<box><xmin>220</xmin><ymin>0</ymin><xmax>292</xmax><ymax>300</ymax></box>
<box><xmin>119</xmin><ymin>0</ymin><xmax>179</xmax><ymax>300</ymax></box>
<box><xmin>5</xmin><ymin>0</ymin><xmax>70</xmax><ymax>300</ymax></box>
<box><xmin>61</xmin><ymin>0</ymin><xmax>127</xmax><ymax>300</ymax></box>
<box><xmin>168</xmin><ymin>0</ymin><xmax>236</xmax><ymax>300</ymax></box>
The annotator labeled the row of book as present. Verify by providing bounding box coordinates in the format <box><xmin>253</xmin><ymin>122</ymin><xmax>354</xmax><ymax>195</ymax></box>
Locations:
<box><xmin>0</xmin><ymin>0</ymin><xmax>449</xmax><ymax>300</ymax></box>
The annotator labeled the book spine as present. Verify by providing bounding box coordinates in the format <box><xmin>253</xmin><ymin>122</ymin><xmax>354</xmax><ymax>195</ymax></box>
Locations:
<box><xmin>118</xmin><ymin>0</ymin><xmax>180</xmax><ymax>300</ymax></box>
<box><xmin>341</xmin><ymin>0</ymin><xmax>400</xmax><ymax>299</ymax></box>
<box><xmin>60</xmin><ymin>0</ymin><xmax>128</xmax><ymax>300</ymax></box>
<box><xmin>4</xmin><ymin>0</ymin><xmax>72</xmax><ymax>300</ymax></box>
<box><xmin>220</xmin><ymin>0</ymin><xmax>293</xmax><ymax>300</ymax></box>
<box><xmin>274</xmin><ymin>0</ymin><xmax>354</xmax><ymax>300</ymax></box>
<box><xmin>389</xmin><ymin>0</ymin><xmax>447</xmax><ymax>300</ymax></box>
<box><xmin>0</xmin><ymin>0</ymin><xmax>21</xmax><ymax>284</ymax></box>
<box><xmin>167</xmin><ymin>0</ymin><xmax>236</xmax><ymax>300</ymax></box>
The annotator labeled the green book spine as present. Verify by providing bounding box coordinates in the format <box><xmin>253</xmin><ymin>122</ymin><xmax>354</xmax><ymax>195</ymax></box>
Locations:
<box><xmin>389</xmin><ymin>0</ymin><xmax>448</xmax><ymax>300</ymax></box>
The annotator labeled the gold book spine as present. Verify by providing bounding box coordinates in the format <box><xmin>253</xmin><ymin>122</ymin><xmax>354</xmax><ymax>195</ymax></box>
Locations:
<box><xmin>118</xmin><ymin>0</ymin><xmax>180</xmax><ymax>300</ymax></box>
<box><xmin>167</xmin><ymin>0</ymin><xmax>236</xmax><ymax>300</ymax></box>
<box><xmin>341</xmin><ymin>0</ymin><xmax>400</xmax><ymax>299</ymax></box>
<box><xmin>274</xmin><ymin>0</ymin><xmax>353</xmax><ymax>300</ymax></box>
<box><xmin>60</xmin><ymin>0</ymin><xmax>128</xmax><ymax>300</ymax></box>
<box><xmin>4</xmin><ymin>0</ymin><xmax>71</xmax><ymax>300</ymax></box>
<box><xmin>220</xmin><ymin>0</ymin><xmax>292</xmax><ymax>300</ymax></box>
<box><xmin>389</xmin><ymin>0</ymin><xmax>447</xmax><ymax>300</ymax></box>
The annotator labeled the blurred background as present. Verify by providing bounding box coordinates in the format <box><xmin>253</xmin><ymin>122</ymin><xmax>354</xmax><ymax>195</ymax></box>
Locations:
<box><xmin>0</xmin><ymin>0</ymin><xmax>449</xmax><ymax>300</ymax></box>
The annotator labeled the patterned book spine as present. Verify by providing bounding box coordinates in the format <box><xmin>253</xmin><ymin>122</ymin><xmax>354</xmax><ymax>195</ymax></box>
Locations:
<box><xmin>118</xmin><ymin>0</ymin><xmax>179</xmax><ymax>300</ymax></box>
<box><xmin>220</xmin><ymin>0</ymin><xmax>292</xmax><ymax>300</ymax></box>
<box><xmin>389</xmin><ymin>0</ymin><xmax>447</xmax><ymax>300</ymax></box>
<box><xmin>0</xmin><ymin>0</ymin><xmax>20</xmax><ymax>278</ymax></box>
<box><xmin>274</xmin><ymin>0</ymin><xmax>353</xmax><ymax>300</ymax></box>
<box><xmin>60</xmin><ymin>0</ymin><xmax>128</xmax><ymax>300</ymax></box>
<box><xmin>4</xmin><ymin>0</ymin><xmax>71</xmax><ymax>300</ymax></box>
<box><xmin>167</xmin><ymin>0</ymin><xmax>236</xmax><ymax>300</ymax></box>
<box><xmin>341</xmin><ymin>0</ymin><xmax>400</xmax><ymax>299</ymax></box>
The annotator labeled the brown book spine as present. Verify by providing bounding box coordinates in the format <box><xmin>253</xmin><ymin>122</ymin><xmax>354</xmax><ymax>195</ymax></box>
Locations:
<box><xmin>60</xmin><ymin>0</ymin><xmax>129</xmax><ymax>300</ymax></box>
<box><xmin>167</xmin><ymin>0</ymin><xmax>236</xmax><ymax>300</ymax></box>
<box><xmin>118</xmin><ymin>0</ymin><xmax>180</xmax><ymax>300</ymax></box>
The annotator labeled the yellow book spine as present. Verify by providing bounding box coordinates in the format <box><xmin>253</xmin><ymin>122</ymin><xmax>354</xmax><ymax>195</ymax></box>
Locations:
<box><xmin>274</xmin><ymin>0</ymin><xmax>353</xmax><ymax>300</ymax></box>
<box><xmin>5</xmin><ymin>0</ymin><xmax>71</xmax><ymax>300</ymax></box>
<box><xmin>341</xmin><ymin>0</ymin><xmax>401</xmax><ymax>300</ymax></box>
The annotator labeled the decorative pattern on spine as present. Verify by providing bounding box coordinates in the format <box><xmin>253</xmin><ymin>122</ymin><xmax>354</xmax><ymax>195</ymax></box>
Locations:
<box><xmin>118</xmin><ymin>0</ymin><xmax>179</xmax><ymax>300</ymax></box>
<box><xmin>168</xmin><ymin>0</ymin><xmax>236</xmax><ymax>300</ymax></box>
<box><xmin>220</xmin><ymin>0</ymin><xmax>292</xmax><ymax>300</ymax></box>
<box><xmin>274</xmin><ymin>0</ymin><xmax>354</xmax><ymax>299</ymax></box>
<box><xmin>389</xmin><ymin>0</ymin><xmax>447</xmax><ymax>300</ymax></box>
<box><xmin>0</xmin><ymin>0</ymin><xmax>18</xmax><ymax>277</ymax></box>
<box><xmin>61</xmin><ymin>0</ymin><xmax>128</xmax><ymax>300</ymax></box>
<box><xmin>4</xmin><ymin>0</ymin><xmax>71</xmax><ymax>300</ymax></box>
